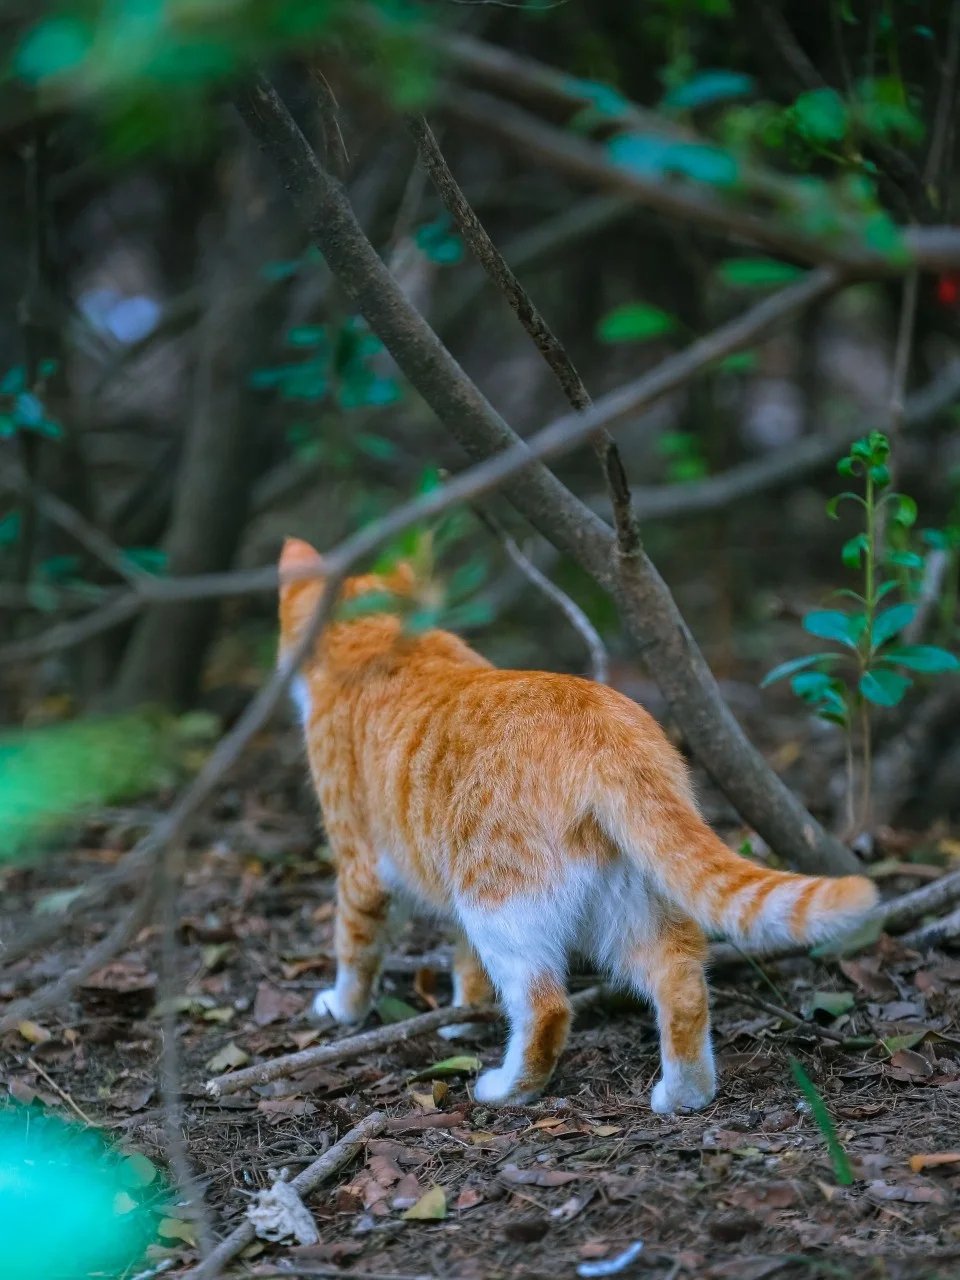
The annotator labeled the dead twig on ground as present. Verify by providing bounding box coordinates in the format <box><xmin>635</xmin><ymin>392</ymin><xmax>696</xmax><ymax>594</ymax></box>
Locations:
<box><xmin>205</xmin><ymin>984</ymin><xmax>607</xmax><ymax>1099</ymax></box>
<box><xmin>713</xmin><ymin>988</ymin><xmax>856</xmax><ymax>1047</ymax></box>
<box><xmin>181</xmin><ymin>1111</ymin><xmax>386</xmax><ymax>1280</ymax></box>
<box><xmin>902</xmin><ymin>903</ymin><xmax>960</xmax><ymax>950</ymax></box>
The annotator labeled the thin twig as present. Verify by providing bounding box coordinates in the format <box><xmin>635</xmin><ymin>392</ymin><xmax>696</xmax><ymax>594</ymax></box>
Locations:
<box><xmin>713</xmin><ymin>987</ymin><xmax>851</xmax><ymax>1046</ymax></box>
<box><xmin>475</xmin><ymin>508</ymin><xmax>609</xmax><ymax>682</ymax></box>
<box><xmin>181</xmin><ymin>1111</ymin><xmax>386</xmax><ymax>1280</ymax></box>
<box><xmin>407</xmin><ymin>113</ymin><xmax>639</xmax><ymax>553</ymax></box>
<box><xmin>157</xmin><ymin>840</ymin><xmax>215</xmax><ymax>1259</ymax></box>
<box><xmin>2</xmin><ymin>470</ymin><xmax>148</xmax><ymax>588</ymax></box>
<box><xmin>902</xmin><ymin>902</ymin><xmax>960</xmax><ymax>949</ymax></box>
<box><xmin>206</xmin><ymin>984</ymin><xmax>607</xmax><ymax>1099</ymax></box>
<box><xmin>26</xmin><ymin>1056</ymin><xmax>97</xmax><ymax>1126</ymax></box>
<box><xmin>923</xmin><ymin>1</ymin><xmax>960</xmax><ymax>198</ymax></box>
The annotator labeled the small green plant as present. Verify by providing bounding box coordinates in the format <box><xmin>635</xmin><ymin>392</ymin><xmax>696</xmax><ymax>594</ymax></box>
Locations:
<box><xmin>763</xmin><ymin>432</ymin><xmax>958</xmax><ymax>831</ymax></box>
<box><xmin>789</xmin><ymin>1056</ymin><xmax>854</xmax><ymax>1186</ymax></box>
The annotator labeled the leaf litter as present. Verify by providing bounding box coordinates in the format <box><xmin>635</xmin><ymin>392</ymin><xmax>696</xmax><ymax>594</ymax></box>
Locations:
<box><xmin>2</xmin><ymin>732</ymin><xmax>960</xmax><ymax>1279</ymax></box>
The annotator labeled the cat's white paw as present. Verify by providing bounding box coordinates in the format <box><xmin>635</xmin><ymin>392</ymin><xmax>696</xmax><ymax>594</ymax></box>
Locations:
<box><xmin>438</xmin><ymin>1020</ymin><xmax>485</xmax><ymax>1041</ymax></box>
<box><xmin>650</xmin><ymin>1062</ymin><xmax>716</xmax><ymax>1114</ymax></box>
<box><xmin>473</xmin><ymin>1068</ymin><xmax>539</xmax><ymax>1106</ymax></box>
<box><xmin>311</xmin><ymin>986</ymin><xmax>366</xmax><ymax>1024</ymax></box>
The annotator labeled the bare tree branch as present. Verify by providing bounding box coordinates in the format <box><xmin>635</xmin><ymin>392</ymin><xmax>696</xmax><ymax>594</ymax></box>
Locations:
<box><xmin>407</xmin><ymin>113</ymin><xmax>637</xmax><ymax>554</ymax></box>
<box><xmin>439</xmin><ymin>87</ymin><xmax>960</xmax><ymax>275</ymax></box>
<box><xmin>591</xmin><ymin>358</ymin><xmax>960</xmax><ymax>524</ymax></box>
<box><xmin>475</xmin><ymin>508</ymin><xmax>609</xmax><ymax>682</ymax></box>
<box><xmin>235</xmin><ymin>73</ymin><xmax>859</xmax><ymax>875</ymax></box>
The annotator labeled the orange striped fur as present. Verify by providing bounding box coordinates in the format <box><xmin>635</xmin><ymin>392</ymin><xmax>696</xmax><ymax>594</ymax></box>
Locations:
<box><xmin>279</xmin><ymin>537</ymin><xmax>878</xmax><ymax>1111</ymax></box>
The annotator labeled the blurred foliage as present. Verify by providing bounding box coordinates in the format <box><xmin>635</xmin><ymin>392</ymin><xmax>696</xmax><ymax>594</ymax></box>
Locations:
<box><xmin>0</xmin><ymin>1105</ymin><xmax>169</xmax><ymax>1280</ymax></box>
<box><xmin>7</xmin><ymin>0</ymin><xmax>435</xmax><ymax>153</ymax></box>
<box><xmin>0</xmin><ymin>709</ymin><xmax>219</xmax><ymax>862</ymax></box>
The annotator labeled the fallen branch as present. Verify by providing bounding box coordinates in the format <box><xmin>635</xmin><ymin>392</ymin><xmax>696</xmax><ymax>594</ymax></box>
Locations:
<box><xmin>206</xmin><ymin>984</ymin><xmax>606</xmax><ymax>1100</ymax></box>
<box><xmin>206</xmin><ymin>1003</ymin><xmax>501</xmax><ymax>1099</ymax></box>
<box><xmin>236</xmin><ymin>73</ymin><xmax>858</xmax><ymax>877</ymax></box>
<box><xmin>181</xmin><ymin>1111</ymin><xmax>386</xmax><ymax>1280</ymax></box>
<box><xmin>902</xmin><ymin>903</ymin><xmax>960</xmax><ymax>950</ymax></box>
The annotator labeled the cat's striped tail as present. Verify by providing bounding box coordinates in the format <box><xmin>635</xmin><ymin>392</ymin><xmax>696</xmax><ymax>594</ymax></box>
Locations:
<box><xmin>600</xmin><ymin>796</ymin><xmax>878</xmax><ymax>949</ymax></box>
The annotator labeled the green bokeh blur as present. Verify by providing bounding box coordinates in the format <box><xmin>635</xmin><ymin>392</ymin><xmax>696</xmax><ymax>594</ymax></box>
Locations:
<box><xmin>0</xmin><ymin>1106</ymin><xmax>165</xmax><ymax>1280</ymax></box>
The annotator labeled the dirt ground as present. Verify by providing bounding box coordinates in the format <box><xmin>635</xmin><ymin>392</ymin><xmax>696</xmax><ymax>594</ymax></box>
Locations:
<box><xmin>3</xmin><ymin>724</ymin><xmax>960</xmax><ymax>1280</ymax></box>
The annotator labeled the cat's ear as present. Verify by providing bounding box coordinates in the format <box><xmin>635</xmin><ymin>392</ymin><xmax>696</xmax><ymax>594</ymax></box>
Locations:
<box><xmin>279</xmin><ymin>536</ymin><xmax>324</xmax><ymax>588</ymax></box>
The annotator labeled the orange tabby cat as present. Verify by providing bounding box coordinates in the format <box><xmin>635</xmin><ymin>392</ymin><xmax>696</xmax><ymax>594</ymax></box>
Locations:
<box><xmin>279</xmin><ymin>537</ymin><xmax>877</xmax><ymax>1112</ymax></box>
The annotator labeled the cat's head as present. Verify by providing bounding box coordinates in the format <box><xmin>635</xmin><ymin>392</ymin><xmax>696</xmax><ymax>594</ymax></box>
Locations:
<box><xmin>278</xmin><ymin>536</ymin><xmax>416</xmax><ymax>655</ymax></box>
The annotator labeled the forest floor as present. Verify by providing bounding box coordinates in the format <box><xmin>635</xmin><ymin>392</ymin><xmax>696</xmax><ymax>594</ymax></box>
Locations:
<box><xmin>3</xmin><ymin>721</ymin><xmax>960</xmax><ymax>1280</ymax></box>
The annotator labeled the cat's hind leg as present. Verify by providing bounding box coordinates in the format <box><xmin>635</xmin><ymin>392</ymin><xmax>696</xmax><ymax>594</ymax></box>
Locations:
<box><xmin>621</xmin><ymin>913</ymin><xmax>715</xmax><ymax>1113</ymax></box>
<box><xmin>460</xmin><ymin>906</ymin><xmax>572</xmax><ymax>1105</ymax></box>
<box><xmin>437</xmin><ymin>934</ymin><xmax>495</xmax><ymax>1041</ymax></box>
<box><xmin>313</xmin><ymin>847</ymin><xmax>388</xmax><ymax>1024</ymax></box>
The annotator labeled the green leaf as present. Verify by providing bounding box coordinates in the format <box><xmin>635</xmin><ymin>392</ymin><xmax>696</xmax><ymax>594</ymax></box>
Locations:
<box><xmin>377</xmin><ymin>995</ymin><xmax>421</xmax><ymax>1024</ymax></box>
<box><xmin>869</xmin><ymin>463</ymin><xmax>891</xmax><ymax>487</ymax></box>
<box><xmin>885</xmin><ymin>550</ymin><xmax>924</xmax><ymax>570</ymax></box>
<box><xmin>664</xmin><ymin>70</ymin><xmax>756</xmax><ymax>111</ymax></box>
<box><xmin>809</xmin><ymin>991</ymin><xmax>855</xmax><ymax>1017</ymax></box>
<box><xmin>888</xmin><ymin>493</ymin><xmax>917</xmax><ymax>527</ymax></box>
<box><xmin>286</xmin><ymin>325</ymin><xmax>327</xmax><ymax>348</ymax></box>
<box><xmin>859</xmin><ymin>668</ymin><xmax>912</xmax><ymax>707</ymax></box>
<box><xmin>826</xmin><ymin>491</ymin><xmax>864</xmax><ymax>518</ymax></box>
<box><xmin>716</xmin><ymin>350</ymin><xmax>757</xmax><ymax>373</ymax></box>
<box><xmin>121</xmin><ymin>547</ymin><xmax>167</xmax><ymax>576</ymax></box>
<box><xmin>791</xmin><ymin>671</ymin><xmax>840</xmax><ymax>700</ymax></box>
<box><xmin>841</xmin><ymin>533</ymin><xmax>868</xmax><ymax>569</ymax></box>
<box><xmin>871</xmin><ymin>602</ymin><xmax>916</xmax><ymax>647</ymax></box>
<box><xmin>802</xmin><ymin>610</ymin><xmax>862</xmax><ymax>649</ymax></box>
<box><xmin>716</xmin><ymin>257</ymin><xmax>804</xmax><ymax>289</ymax></box>
<box><xmin>402</xmin><ymin>1185</ymin><xmax>447</xmax><ymax>1220</ymax></box>
<box><xmin>882</xmin><ymin>1031</ymin><xmax>926</xmax><ymax>1054</ymax></box>
<box><xmin>608</xmin><ymin>135</ymin><xmax>740</xmax><ymax>187</ymax></box>
<box><xmin>411</xmin><ymin>1054</ymin><xmax>481</xmax><ymax>1079</ymax></box>
<box><xmin>761</xmin><ymin>654</ymin><xmax>835</xmax><ymax>687</ymax></box>
<box><xmin>879</xmin><ymin>645</ymin><xmax>959</xmax><ymax>673</ymax></box>
<box><xmin>596</xmin><ymin>302</ymin><xmax>677</xmax><ymax>343</ymax></box>
<box><xmin>15</xmin><ymin>18</ymin><xmax>90</xmax><ymax>81</ymax></box>
<box><xmin>792</xmin><ymin>88</ymin><xmax>848</xmax><ymax>143</ymax></box>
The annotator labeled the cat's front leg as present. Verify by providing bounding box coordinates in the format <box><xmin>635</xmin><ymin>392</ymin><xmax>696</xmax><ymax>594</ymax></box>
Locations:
<box><xmin>437</xmin><ymin>935</ymin><xmax>495</xmax><ymax>1041</ymax></box>
<box><xmin>313</xmin><ymin>852</ymin><xmax>388</xmax><ymax>1024</ymax></box>
<box><xmin>622</xmin><ymin>916</ymin><xmax>716</xmax><ymax>1114</ymax></box>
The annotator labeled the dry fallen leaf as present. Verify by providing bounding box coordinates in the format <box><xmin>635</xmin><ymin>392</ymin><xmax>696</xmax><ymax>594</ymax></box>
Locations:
<box><xmin>253</xmin><ymin>981</ymin><xmax>304</xmax><ymax>1026</ymax></box>
<box><xmin>908</xmin><ymin>1152</ymin><xmax>960</xmax><ymax>1173</ymax></box>
<box><xmin>867</xmin><ymin>1180</ymin><xmax>947</xmax><ymax>1205</ymax></box>
<box><xmin>888</xmin><ymin>1048</ymin><xmax>933</xmax><ymax>1077</ymax></box>
<box><xmin>17</xmin><ymin>1020</ymin><xmax>51</xmax><ymax>1045</ymax></box>
<box><xmin>402</xmin><ymin>1185</ymin><xmax>446</xmax><ymax>1220</ymax></box>
<box><xmin>205</xmin><ymin>1042</ymin><xmax>249</xmax><ymax>1073</ymax></box>
<box><xmin>456</xmin><ymin>1185</ymin><xmax>484</xmax><ymax>1211</ymax></box>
